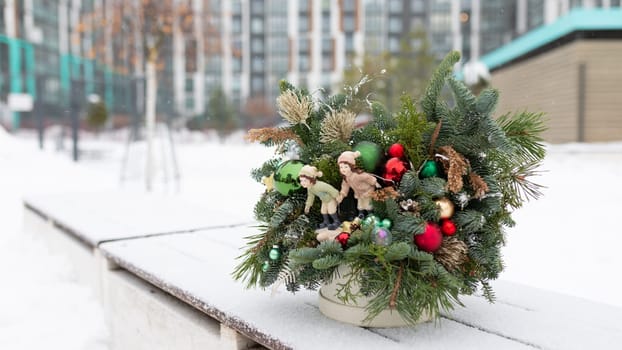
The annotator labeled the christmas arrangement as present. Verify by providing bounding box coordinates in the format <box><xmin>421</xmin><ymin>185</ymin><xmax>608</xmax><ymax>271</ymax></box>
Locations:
<box><xmin>233</xmin><ymin>51</ymin><xmax>546</xmax><ymax>326</ymax></box>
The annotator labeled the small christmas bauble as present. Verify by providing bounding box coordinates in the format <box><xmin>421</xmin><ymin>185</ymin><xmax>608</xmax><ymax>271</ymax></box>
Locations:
<box><xmin>387</xmin><ymin>143</ymin><xmax>405</xmax><ymax>159</ymax></box>
<box><xmin>414</xmin><ymin>222</ymin><xmax>443</xmax><ymax>252</ymax></box>
<box><xmin>261</xmin><ymin>260</ymin><xmax>270</xmax><ymax>272</ymax></box>
<box><xmin>420</xmin><ymin>160</ymin><xmax>440</xmax><ymax>178</ymax></box>
<box><xmin>273</xmin><ymin>160</ymin><xmax>305</xmax><ymax>196</ymax></box>
<box><xmin>362</xmin><ymin>214</ymin><xmax>380</xmax><ymax>229</ymax></box>
<box><xmin>372</xmin><ymin>227</ymin><xmax>392</xmax><ymax>246</ymax></box>
<box><xmin>354</xmin><ymin>141</ymin><xmax>382</xmax><ymax>172</ymax></box>
<box><xmin>383</xmin><ymin>157</ymin><xmax>408</xmax><ymax>183</ymax></box>
<box><xmin>440</xmin><ymin>219</ymin><xmax>457</xmax><ymax>236</ymax></box>
<box><xmin>336</xmin><ymin>232</ymin><xmax>350</xmax><ymax>248</ymax></box>
<box><xmin>435</xmin><ymin>198</ymin><xmax>455</xmax><ymax>219</ymax></box>
<box><xmin>380</xmin><ymin>218</ymin><xmax>392</xmax><ymax>229</ymax></box>
<box><xmin>268</xmin><ymin>245</ymin><xmax>281</xmax><ymax>260</ymax></box>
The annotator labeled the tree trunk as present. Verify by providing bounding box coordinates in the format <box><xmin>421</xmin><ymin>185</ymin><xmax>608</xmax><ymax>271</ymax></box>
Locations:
<box><xmin>145</xmin><ymin>59</ymin><xmax>157</xmax><ymax>191</ymax></box>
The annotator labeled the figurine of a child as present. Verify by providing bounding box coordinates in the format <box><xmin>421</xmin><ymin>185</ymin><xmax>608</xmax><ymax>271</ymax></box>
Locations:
<box><xmin>336</xmin><ymin>151</ymin><xmax>380</xmax><ymax>219</ymax></box>
<box><xmin>299</xmin><ymin>165</ymin><xmax>342</xmax><ymax>231</ymax></box>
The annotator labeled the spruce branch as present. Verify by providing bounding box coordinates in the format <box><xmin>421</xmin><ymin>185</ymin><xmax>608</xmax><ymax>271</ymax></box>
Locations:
<box><xmin>421</xmin><ymin>50</ymin><xmax>461</xmax><ymax>120</ymax></box>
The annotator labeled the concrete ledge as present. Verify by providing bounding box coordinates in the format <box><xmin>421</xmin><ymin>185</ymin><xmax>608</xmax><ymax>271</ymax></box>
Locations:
<box><xmin>101</xmin><ymin>269</ymin><xmax>263</xmax><ymax>350</ymax></box>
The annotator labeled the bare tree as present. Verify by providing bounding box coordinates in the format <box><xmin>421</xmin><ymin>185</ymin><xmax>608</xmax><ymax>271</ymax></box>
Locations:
<box><xmin>79</xmin><ymin>0</ymin><xmax>196</xmax><ymax>190</ymax></box>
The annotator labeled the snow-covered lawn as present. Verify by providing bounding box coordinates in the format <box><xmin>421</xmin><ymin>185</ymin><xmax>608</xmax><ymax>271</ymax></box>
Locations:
<box><xmin>1</xmin><ymin>127</ymin><xmax>621</xmax><ymax>349</ymax></box>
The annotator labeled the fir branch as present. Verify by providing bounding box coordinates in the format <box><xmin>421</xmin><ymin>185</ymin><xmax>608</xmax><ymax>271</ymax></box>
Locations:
<box><xmin>384</xmin><ymin>242</ymin><xmax>411</xmax><ymax>261</ymax></box>
<box><xmin>447</xmin><ymin>78</ymin><xmax>477</xmax><ymax>117</ymax></box>
<box><xmin>475</xmin><ymin>88</ymin><xmax>499</xmax><ymax>118</ymax></box>
<box><xmin>312</xmin><ymin>255</ymin><xmax>343</xmax><ymax>270</ymax></box>
<box><xmin>421</xmin><ymin>50</ymin><xmax>460</xmax><ymax>120</ymax></box>
<box><xmin>250</xmin><ymin>159</ymin><xmax>281</xmax><ymax>183</ymax></box>
<box><xmin>453</xmin><ymin>210</ymin><xmax>486</xmax><ymax>233</ymax></box>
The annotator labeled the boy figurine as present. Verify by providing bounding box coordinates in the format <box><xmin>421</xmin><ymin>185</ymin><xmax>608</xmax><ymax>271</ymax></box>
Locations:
<box><xmin>336</xmin><ymin>151</ymin><xmax>380</xmax><ymax>219</ymax></box>
<box><xmin>298</xmin><ymin>165</ymin><xmax>342</xmax><ymax>231</ymax></box>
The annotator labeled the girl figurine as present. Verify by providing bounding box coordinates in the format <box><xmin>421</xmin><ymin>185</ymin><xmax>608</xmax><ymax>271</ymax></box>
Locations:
<box><xmin>336</xmin><ymin>151</ymin><xmax>380</xmax><ymax>219</ymax></box>
<box><xmin>298</xmin><ymin>165</ymin><xmax>342</xmax><ymax>231</ymax></box>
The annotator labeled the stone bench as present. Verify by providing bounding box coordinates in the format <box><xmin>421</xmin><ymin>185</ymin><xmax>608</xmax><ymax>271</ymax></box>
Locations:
<box><xmin>22</xmin><ymin>191</ymin><xmax>250</xmax><ymax>296</ymax></box>
<box><xmin>24</xmin><ymin>193</ymin><xmax>622</xmax><ymax>350</ymax></box>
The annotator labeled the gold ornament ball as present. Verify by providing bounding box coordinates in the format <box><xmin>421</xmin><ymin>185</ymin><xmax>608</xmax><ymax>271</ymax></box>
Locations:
<box><xmin>435</xmin><ymin>198</ymin><xmax>455</xmax><ymax>219</ymax></box>
<box><xmin>342</xmin><ymin>221</ymin><xmax>352</xmax><ymax>233</ymax></box>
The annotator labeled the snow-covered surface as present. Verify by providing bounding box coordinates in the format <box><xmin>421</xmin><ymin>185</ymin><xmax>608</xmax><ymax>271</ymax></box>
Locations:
<box><xmin>2</xmin><ymin>126</ymin><xmax>622</xmax><ymax>349</ymax></box>
<box><xmin>100</xmin><ymin>228</ymin><xmax>540</xmax><ymax>350</ymax></box>
<box><xmin>24</xmin><ymin>191</ymin><xmax>251</xmax><ymax>247</ymax></box>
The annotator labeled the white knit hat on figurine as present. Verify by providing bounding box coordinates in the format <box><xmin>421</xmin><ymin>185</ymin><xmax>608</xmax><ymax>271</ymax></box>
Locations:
<box><xmin>337</xmin><ymin>150</ymin><xmax>361</xmax><ymax>165</ymax></box>
<box><xmin>299</xmin><ymin>165</ymin><xmax>323</xmax><ymax>179</ymax></box>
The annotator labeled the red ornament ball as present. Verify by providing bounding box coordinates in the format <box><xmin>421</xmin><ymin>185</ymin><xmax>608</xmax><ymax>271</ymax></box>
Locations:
<box><xmin>387</xmin><ymin>143</ymin><xmax>405</xmax><ymax>159</ymax></box>
<box><xmin>336</xmin><ymin>232</ymin><xmax>350</xmax><ymax>248</ymax></box>
<box><xmin>440</xmin><ymin>219</ymin><xmax>457</xmax><ymax>236</ymax></box>
<box><xmin>383</xmin><ymin>157</ymin><xmax>408</xmax><ymax>183</ymax></box>
<box><xmin>414</xmin><ymin>222</ymin><xmax>443</xmax><ymax>252</ymax></box>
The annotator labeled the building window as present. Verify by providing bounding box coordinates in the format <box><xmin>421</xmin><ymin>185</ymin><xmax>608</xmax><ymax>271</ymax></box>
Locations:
<box><xmin>251</xmin><ymin>76</ymin><xmax>264</xmax><ymax>93</ymax></box>
<box><xmin>345</xmin><ymin>33</ymin><xmax>354</xmax><ymax>52</ymax></box>
<box><xmin>343</xmin><ymin>15</ymin><xmax>355</xmax><ymax>31</ymax></box>
<box><xmin>343</xmin><ymin>0</ymin><xmax>356</xmax><ymax>11</ymax></box>
<box><xmin>251</xmin><ymin>0</ymin><xmax>264</xmax><ymax>13</ymax></box>
<box><xmin>185</xmin><ymin>78</ymin><xmax>193</xmax><ymax>92</ymax></box>
<box><xmin>298</xmin><ymin>38</ymin><xmax>310</xmax><ymax>52</ymax></box>
<box><xmin>251</xmin><ymin>38</ymin><xmax>264</xmax><ymax>53</ymax></box>
<box><xmin>321</xmin><ymin>38</ymin><xmax>332</xmax><ymax>53</ymax></box>
<box><xmin>322</xmin><ymin>13</ymin><xmax>330</xmax><ymax>33</ymax></box>
<box><xmin>299</xmin><ymin>55</ymin><xmax>310</xmax><ymax>72</ymax></box>
<box><xmin>270</xmin><ymin>37</ymin><xmax>288</xmax><ymax>54</ymax></box>
<box><xmin>389</xmin><ymin>0</ymin><xmax>402</xmax><ymax>13</ymax></box>
<box><xmin>232</xmin><ymin>58</ymin><xmax>242</xmax><ymax>73</ymax></box>
<box><xmin>321</xmin><ymin>55</ymin><xmax>332</xmax><ymax>72</ymax></box>
<box><xmin>232</xmin><ymin>16</ymin><xmax>242</xmax><ymax>33</ymax></box>
<box><xmin>251</xmin><ymin>17</ymin><xmax>264</xmax><ymax>33</ymax></box>
<box><xmin>388</xmin><ymin>17</ymin><xmax>402</xmax><ymax>33</ymax></box>
<box><xmin>411</xmin><ymin>0</ymin><xmax>425</xmax><ymax>13</ymax></box>
<box><xmin>388</xmin><ymin>36</ymin><xmax>400</xmax><ymax>52</ymax></box>
<box><xmin>299</xmin><ymin>15</ymin><xmax>309</xmax><ymax>32</ymax></box>
<box><xmin>252</xmin><ymin>57</ymin><xmax>265</xmax><ymax>72</ymax></box>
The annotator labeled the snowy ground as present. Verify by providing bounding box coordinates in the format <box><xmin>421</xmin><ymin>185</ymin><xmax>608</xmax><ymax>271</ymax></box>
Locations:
<box><xmin>1</xmin><ymin>126</ymin><xmax>622</xmax><ymax>349</ymax></box>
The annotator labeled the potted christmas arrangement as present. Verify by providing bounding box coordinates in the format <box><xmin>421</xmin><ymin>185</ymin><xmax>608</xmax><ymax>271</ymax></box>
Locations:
<box><xmin>233</xmin><ymin>51</ymin><xmax>546</xmax><ymax>327</ymax></box>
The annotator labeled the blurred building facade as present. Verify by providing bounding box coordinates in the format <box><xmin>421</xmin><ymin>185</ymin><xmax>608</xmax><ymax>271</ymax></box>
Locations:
<box><xmin>0</xmin><ymin>0</ymin><xmax>620</xmax><ymax>130</ymax></box>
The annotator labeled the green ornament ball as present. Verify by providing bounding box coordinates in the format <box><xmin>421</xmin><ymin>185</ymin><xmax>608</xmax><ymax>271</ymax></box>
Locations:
<box><xmin>362</xmin><ymin>214</ymin><xmax>380</xmax><ymax>229</ymax></box>
<box><xmin>354</xmin><ymin>141</ymin><xmax>382</xmax><ymax>172</ymax></box>
<box><xmin>273</xmin><ymin>160</ymin><xmax>305</xmax><ymax>196</ymax></box>
<box><xmin>420</xmin><ymin>160</ymin><xmax>440</xmax><ymax>178</ymax></box>
<box><xmin>380</xmin><ymin>218</ymin><xmax>392</xmax><ymax>229</ymax></box>
<box><xmin>269</xmin><ymin>245</ymin><xmax>281</xmax><ymax>260</ymax></box>
<box><xmin>261</xmin><ymin>261</ymin><xmax>270</xmax><ymax>272</ymax></box>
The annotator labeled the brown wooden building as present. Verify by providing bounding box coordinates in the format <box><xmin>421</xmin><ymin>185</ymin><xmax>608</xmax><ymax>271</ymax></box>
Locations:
<box><xmin>481</xmin><ymin>8</ymin><xmax>622</xmax><ymax>143</ymax></box>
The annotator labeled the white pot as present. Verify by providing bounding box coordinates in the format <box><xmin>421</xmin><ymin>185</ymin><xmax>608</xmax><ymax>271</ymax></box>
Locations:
<box><xmin>318</xmin><ymin>265</ymin><xmax>431</xmax><ymax>327</ymax></box>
